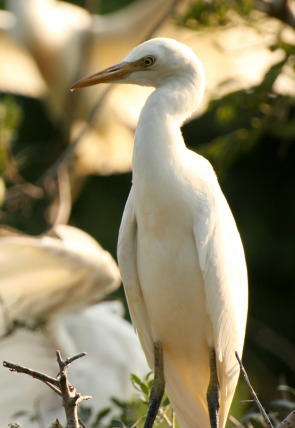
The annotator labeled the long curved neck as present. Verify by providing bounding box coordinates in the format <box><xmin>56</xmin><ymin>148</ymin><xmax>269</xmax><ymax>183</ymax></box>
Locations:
<box><xmin>132</xmin><ymin>77</ymin><xmax>201</xmax><ymax>181</ymax></box>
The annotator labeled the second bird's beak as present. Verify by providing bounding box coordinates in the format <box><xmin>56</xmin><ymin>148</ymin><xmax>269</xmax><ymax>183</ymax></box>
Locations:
<box><xmin>71</xmin><ymin>62</ymin><xmax>133</xmax><ymax>90</ymax></box>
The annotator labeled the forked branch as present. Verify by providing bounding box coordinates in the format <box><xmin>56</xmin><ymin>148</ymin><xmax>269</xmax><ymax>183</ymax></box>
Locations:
<box><xmin>3</xmin><ymin>350</ymin><xmax>91</xmax><ymax>428</ymax></box>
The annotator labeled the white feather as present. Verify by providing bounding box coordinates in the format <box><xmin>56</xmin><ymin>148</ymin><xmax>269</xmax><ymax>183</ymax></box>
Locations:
<box><xmin>0</xmin><ymin>226</ymin><xmax>149</xmax><ymax>427</ymax></box>
<box><xmin>117</xmin><ymin>38</ymin><xmax>248</xmax><ymax>428</ymax></box>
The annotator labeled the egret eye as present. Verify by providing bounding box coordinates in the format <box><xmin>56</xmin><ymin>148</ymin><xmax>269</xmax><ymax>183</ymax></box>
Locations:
<box><xmin>143</xmin><ymin>56</ymin><xmax>156</xmax><ymax>67</ymax></box>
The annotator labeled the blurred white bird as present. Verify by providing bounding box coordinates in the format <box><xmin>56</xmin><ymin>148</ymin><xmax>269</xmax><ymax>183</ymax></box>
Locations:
<box><xmin>0</xmin><ymin>225</ymin><xmax>148</xmax><ymax>427</ymax></box>
<box><xmin>0</xmin><ymin>225</ymin><xmax>119</xmax><ymax>326</ymax></box>
<box><xmin>0</xmin><ymin>0</ymin><xmax>176</xmax><ymax>175</ymax></box>
<box><xmin>72</xmin><ymin>38</ymin><xmax>248</xmax><ymax>428</ymax></box>
<box><xmin>0</xmin><ymin>0</ymin><xmax>284</xmax><ymax>179</ymax></box>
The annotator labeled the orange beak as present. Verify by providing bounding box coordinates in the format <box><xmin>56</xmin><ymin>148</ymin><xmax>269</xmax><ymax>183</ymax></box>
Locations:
<box><xmin>71</xmin><ymin>61</ymin><xmax>133</xmax><ymax>91</ymax></box>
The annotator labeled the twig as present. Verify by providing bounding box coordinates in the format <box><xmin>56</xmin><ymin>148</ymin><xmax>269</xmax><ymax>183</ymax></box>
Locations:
<box><xmin>3</xmin><ymin>350</ymin><xmax>91</xmax><ymax>428</ymax></box>
<box><xmin>159</xmin><ymin>407</ymin><xmax>173</xmax><ymax>428</ymax></box>
<box><xmin>228</xmin><ymin>414</ymin><xmax>243</xmax><ymax>427</ymax></box>
<box><xmin>39</xmin><ymin>87</ymin><xmax>111</xmax><ymax>184</ymax></box>
<box><xmin>63</xmin><ymin>352</ymin><xmax>87</xmax><ymax>367</ymax></box>
<box><xmin>235</xmin><ymin>351</ymin><xmax>274</xmax><ymax>428</ymax></box>
<box><xmin>276</xmin><ymin>410</ymin><xmax>295</xmax><ymax>428</ymax></box>
<box><xmin>171</xmin><ymin>408</ymin><xmax>176</xmax><ymax>428</ymax></box>
<box><xmin>56</xmin><ymin>351</ymin><xmax>91</xmax><ymax>428</ymax></box>
<box><xmin>3</xmin><ymin>360</ymin><xmax>60</xmax><ymax>390</ymax></box>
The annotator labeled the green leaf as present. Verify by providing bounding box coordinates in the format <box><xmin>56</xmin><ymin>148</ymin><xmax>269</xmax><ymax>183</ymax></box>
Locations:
<box><xmin>144</xmin><ymin>372</ymin><xmax>153</xmax><ymax>382</ymax></box>
<box><xmin>111</xmin><ymin>397</ymin><xmax>128</xmax><ymax>409</ymax></box>
<box><xmin>111</xmin><ymin>420</ymin><xmax>126</xmax><ymax>428</ymax></box>
<box><xmin>177</xmin><ymin>0</ymin><xmax>255</xmax><ymax>28</ymax></box>
<box><xmin>11</xmin><ymin>410</ymin><xmax>29</xmax><ymax>418</ymax></box>
<box><xmin>78</xmin><ymin>405</ymin><xmax>92</xmax><ymax>422</ymax></box>
<box><xmin>92</xmin><ymin>407</ymin><xmax>111</xmax><ymax>427</ymax></box>
<box><xmin>130</xmin><ymin>373</ymin><xmax>142</xmax><ymax>386</ymax></box>
<box><xmin>162</xmin><ymin>396</ymin><xmax>170</xmax><ymax>406</ymax></box>
<box><xmin>131</xmin><ymin>373</ymin><xmax>149</xmax><ymax>396</ymax></box>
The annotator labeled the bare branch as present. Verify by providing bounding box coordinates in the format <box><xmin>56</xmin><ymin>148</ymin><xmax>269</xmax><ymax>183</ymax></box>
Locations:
<box><xmin>3</xmin><ymin>351</ymin><xmax>91</xmax><ymax>428</ymax></box>
<box><xmin>159</xmin><ymin>407</ymin><xmax>173</xmax><ymax>427</ymax></box>
<box><xmin>64</xmin><ymin>352</ymin><xmax>87</xmax><ymax>368</ymax></box>
<box><xmin>235</xmin><ymin>351</ymin><xmax>274</xmax><ymax>428</ymax></box>
<box><xmin>55</xmin><ymin>350</ymin><xmax>91</xmax><ymax>428</ymax></box>
<box><xmin>276</xmin><ymin>410</ymin><xmax>295</xmax><ymax>428</ymax></box>
<box><xmin>3</xmin><ymin>360</ymin><xmax>60</xmax><ymax>389</ymax></box>
<box><xmin>40</xmin><ymin>87</ymin><xmax>111</xmax><ymax>184</ymax></box>
<box><xmin>171</xmin><ymin>408</ymin><xmax>176</xmax><ymax>428</ymax></box>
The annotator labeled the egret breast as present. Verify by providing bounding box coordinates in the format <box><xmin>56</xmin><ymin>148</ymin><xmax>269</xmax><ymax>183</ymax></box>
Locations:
<box><xmin>136</xmin><ymin>196</ymin><xmax>212</xmax><ymax>360</ymax></box>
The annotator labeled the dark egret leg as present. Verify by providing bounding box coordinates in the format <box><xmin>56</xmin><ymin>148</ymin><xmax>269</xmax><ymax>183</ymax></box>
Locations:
<box><xmin>207</xmin><ymin>348</ymin><xmax>220</xmax><ymax>428</ymax></box>
<box><xmin>144</xmin><ymin>341</ymin><xmax>165</xmax><ymax>428</ymax></box>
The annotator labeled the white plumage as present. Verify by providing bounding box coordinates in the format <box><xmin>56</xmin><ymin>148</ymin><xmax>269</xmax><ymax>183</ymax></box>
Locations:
<box><xmin>0</xmin><ymin>225</ymin><xmax>148</xmax><ymax>427</ymax></box>
<box><xmin>72</xmin><ymin>38</ymin><xmax>248</xmax><ymax>428</ymax></box>
<box><xmin>0</xmin><ymin>225</ymin><xmax>119</xmax><ymax>326</ymax></box>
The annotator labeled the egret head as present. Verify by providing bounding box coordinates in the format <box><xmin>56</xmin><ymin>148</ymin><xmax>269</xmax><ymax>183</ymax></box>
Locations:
<box><xmin>71</xmin><ymin>38</ymin><xmax>205</xmax><ymax>95</ymax></box>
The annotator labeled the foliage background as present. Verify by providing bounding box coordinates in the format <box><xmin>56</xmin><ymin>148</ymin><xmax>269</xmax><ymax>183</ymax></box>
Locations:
<box><xmin>1</xmin><ymin>0</ymin><xmax>295</xmax><ymax>425</ymax></box>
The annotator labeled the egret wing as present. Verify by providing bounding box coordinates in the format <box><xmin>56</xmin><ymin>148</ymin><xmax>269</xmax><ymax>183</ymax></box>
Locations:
<box><xmin>0</xmin><ymin>225</ymin><xmax>120</xmax><ymax>330</ymax></box>
<box><xmin>193</xmin><ymin>188</ymin><xmax>248</xmax><ymax>426</ymax></box>
<box><xmin>117</xmin><ymin>188</ymin><xmax>154</xmax><ymax>366</ymax></box>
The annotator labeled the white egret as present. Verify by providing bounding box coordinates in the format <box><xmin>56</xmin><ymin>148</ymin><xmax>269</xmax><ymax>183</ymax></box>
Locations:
<box><xmin>72</xmin><ymin>38</ymin><xmax>248</xmax><ymax>428</ymax></box>
<box><xmin>0</xmin><ymin>225</ymin><xmax>148</xmax><ymax>427</ymax></box>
